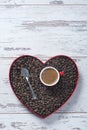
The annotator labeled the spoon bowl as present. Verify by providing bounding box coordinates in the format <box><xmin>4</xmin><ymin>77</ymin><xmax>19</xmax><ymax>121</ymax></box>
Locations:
<box><xmin>21</xmin><ymin>68</ymin><xmax>37</xmax><ymax>100</ymax></box>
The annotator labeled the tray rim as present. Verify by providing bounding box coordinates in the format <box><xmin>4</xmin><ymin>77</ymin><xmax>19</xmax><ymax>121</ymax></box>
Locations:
<box><xmin>9</xmin><ymin>55</ymin><xmax>79</xmax><ymax>119</ymax></box>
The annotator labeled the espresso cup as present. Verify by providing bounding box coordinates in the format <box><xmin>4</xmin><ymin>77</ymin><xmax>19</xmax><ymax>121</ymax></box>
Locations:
<box><xmin>40</xmin><ymin>66</ymin><xmax>64</xmax><ymax>86</ymax></box>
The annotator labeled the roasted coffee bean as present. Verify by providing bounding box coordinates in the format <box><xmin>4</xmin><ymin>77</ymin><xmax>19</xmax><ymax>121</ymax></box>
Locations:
<box><xmin>10</xmin><ymin>55</ymin><xmax>78</xmax><ymax>117</ymax></box>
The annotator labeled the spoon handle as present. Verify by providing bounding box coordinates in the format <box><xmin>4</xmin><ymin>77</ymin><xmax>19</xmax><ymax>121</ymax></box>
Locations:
<box><xmin>26</xmin><ymin>77</ymin><xmax>37</xmax><ymax>99</ymax></box>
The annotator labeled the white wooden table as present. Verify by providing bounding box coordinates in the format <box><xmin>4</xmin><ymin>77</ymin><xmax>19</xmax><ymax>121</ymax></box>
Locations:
<box><xmin>0</xmin><ymin>0</ymin><xmax>87</xmax><ymax>129</ymax></box>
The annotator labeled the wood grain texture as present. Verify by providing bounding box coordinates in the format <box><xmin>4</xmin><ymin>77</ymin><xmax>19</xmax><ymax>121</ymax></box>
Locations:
<box><xmin>0</xmin><ymin>6</ymin><xmax>87</xmax><ymax>57</ymax></box>
<box><xmin>0</xmin><ymin>0</ymin><xmax>14</xmax><ymax>5</ymax></box>
<box><xmin>0</xmin><ymin>57</ymin><xmax>86</xmax><ymax>113</ymax></box>
<box><xmin>0</xmin><ymin>113</ymin><xmax>87</xmax><ymax>130</ymax></box>
<box><xmin>0</xmin><ymin>2</ymin><xmax>87</xmax><ymax>129</ymax></box>
<box><xmin>0</xmin><ymin>0</ymin><xmax>87</xmax><ymax>5</ymax></box>
<box><xmin>15</xmin><ymin>0</ymin><xmax>87</xmax><ymax>5</ymax></box>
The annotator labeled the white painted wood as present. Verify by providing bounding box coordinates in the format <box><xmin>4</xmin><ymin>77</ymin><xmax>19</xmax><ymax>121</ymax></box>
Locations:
<box><xmin>0</xmin><ymin>0</ymin><xmax>87</xmax><ymax>5</ymax></box>
<box><xmin>15</xmin><ymin>0</ymin><xmax>87</xmax><ymax>5</ymax></box>
<box><xmin>0</xmin><ymin>57</ymin><xmax>86</xmax><ymax>113</ymax></box>
<box><xmin>0</xmin><ymin>2</ymin><xmax>87</xmax><ymax>129</ymax></box>
<box><xmin>0</xmin><ymin>6</ymin><xmax>87</xmax><ymax>20</ymax></box>
<box><xmin>0</xmin><ymin>0</ymin><xmax>14</xmax><ymax>5</ymax></box>
<box><xmin>0</xmin><ymin>113</ymin><xmax>87</xmax><ymax>130</ymax></box>
<box><xmin>0</xmin><ymin>6</ymin><xmax>87</xmax><ymax>57</ymax></box>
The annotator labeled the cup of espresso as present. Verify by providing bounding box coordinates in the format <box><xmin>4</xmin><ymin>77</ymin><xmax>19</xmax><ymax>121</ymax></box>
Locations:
<box><xmin>40</xmin><ymin>66</ymin><xmax>64</xmax><ymax>86</ymax></box>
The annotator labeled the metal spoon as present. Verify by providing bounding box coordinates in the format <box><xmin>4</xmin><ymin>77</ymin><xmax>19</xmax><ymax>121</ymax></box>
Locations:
<box><xmin>21</xmin><ymin>68</ymin><xmax>37</xmax><ymax>99</ymax></box>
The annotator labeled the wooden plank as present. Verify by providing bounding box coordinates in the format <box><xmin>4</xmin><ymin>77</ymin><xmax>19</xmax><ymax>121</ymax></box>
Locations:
<box><xmin>0</xmin><ymin>113</ymin><xmax>86</xmax><ymax>130</ymax></box>
<box><xmin>0</xmin><ymin>0</ymin><xmax>87</xmax><ymax>5</ymax></box>
<box><xmin>0</xmin><ymin>0</ymin><xmax>14</xmax><ymax>5</ymax></box>
<box><xmin>0</xmin><ymin>6</ymin><xmax>87</xmax><ymax>57</ymax></box>
<box><xmin>0</xmin><ymin>6</ymin><xmax>87</xmax><ymax>20</ymax></box>
<box><xmin>15</xmin><ymin>0</ymin><xmax>87</xmax><ymax>5</ymax></box>
<box><xmin>0</xmin><ymin>3</ymin><xmax>86</xmax><ymax>130</ymax></box>
<box><xmin>0</xmin><ymin>57</ymin><xmax>86</xmax><ymax>113</ymax></box>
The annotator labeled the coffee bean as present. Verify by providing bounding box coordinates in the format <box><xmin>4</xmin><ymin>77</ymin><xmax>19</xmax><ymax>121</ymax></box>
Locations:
<box><xmin>9</xmin><ymin>55</ymin><xmax>78</xmax><ymax>117</ymax></box>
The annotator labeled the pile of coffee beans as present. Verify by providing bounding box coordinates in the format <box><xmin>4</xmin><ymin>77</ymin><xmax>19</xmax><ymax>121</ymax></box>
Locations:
<box><xmin>9</xmin><ymin>55</ymin><xmax>78</xmax><ymax>118</ymax></box>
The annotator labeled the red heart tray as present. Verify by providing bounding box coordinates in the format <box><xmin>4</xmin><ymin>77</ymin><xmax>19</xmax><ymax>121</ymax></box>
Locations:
<box><xmin>9</xmin><ymin>55</ymin><xmax>78</xmax><ymax>118</ymax></box>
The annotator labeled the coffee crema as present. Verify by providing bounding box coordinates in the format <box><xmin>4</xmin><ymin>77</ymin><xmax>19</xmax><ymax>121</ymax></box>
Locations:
<box><xmin>41</xmin><ymin>68</ymin><xmax>58</xmax><ymax>85</ymax></box>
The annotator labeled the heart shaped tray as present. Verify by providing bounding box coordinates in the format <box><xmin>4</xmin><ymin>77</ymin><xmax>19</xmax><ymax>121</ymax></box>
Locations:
<box><xmin>9</xmin><ymin>55</ymin><xmax>78</xmax><ymax>118</ymax></box>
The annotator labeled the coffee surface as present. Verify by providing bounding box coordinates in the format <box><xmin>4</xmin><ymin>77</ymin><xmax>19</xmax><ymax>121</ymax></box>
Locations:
<box><xmin>41</xmin><ymin>68</ymin><xmax>58</xmax><ymax>85</ymax></box>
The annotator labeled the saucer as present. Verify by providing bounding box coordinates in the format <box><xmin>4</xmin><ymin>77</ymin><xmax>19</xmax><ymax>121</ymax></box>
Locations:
<box><xmin>9</xmin><ymin>55</ymin><xmax>78</xmax><ymax>118</ymax></box>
